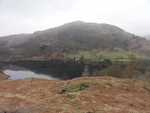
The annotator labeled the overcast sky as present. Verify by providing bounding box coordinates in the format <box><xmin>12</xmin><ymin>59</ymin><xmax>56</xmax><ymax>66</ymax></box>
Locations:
<box><xmin>0</xmin><ymin>0</ymin><xmax>150</xmax><ymax>37</ymax></box>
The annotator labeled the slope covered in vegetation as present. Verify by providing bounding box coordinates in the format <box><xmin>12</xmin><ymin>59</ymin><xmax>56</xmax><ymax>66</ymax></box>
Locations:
<box><xmin>0</xmin><ymin>21</ymin><xmax>150</xmax><ymax>61</ymax></box>
<box><xmin>0</xmin><ymin>77</ymin><xmax>150</xmax><ymax>113</ymax></box>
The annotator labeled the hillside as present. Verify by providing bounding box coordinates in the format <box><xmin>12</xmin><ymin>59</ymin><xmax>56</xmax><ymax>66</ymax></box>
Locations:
<box><xmin>0</xmin><ymin>76</ymin><xmax>150</xmax><ymax>113</ymax></box>
<box><xmin>0</xmin><ymin>72</ymin><xmax>10</xmax><ymax>81</ymax></box>
<box><xmin>0</xmin><ymin>21</ymin><xmax>150</xmax><ymax>61</ymax></box>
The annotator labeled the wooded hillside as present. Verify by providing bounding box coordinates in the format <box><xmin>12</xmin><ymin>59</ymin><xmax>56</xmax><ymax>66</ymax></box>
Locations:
<box><xmin>0</xmin><ymin>21</ymin><xmax>150</xmax><ymax>61</ymax></box>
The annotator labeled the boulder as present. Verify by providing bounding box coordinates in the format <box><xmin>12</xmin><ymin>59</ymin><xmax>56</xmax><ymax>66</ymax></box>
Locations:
<box><xmin>59</xmin><ymin>82</ymin><xmax>89</xmax><ymax>94</ymax></box>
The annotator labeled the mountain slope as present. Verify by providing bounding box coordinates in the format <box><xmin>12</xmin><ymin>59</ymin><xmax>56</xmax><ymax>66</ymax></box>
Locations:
<box><xmin>0</xmin><ymin>77</ymin><xmax>150</xmax><ymax>113</ymax></box>
<box><xmin>0</xmin><ymin>21</ymin><xmax>150</xmax><ymax>61</ymax></box>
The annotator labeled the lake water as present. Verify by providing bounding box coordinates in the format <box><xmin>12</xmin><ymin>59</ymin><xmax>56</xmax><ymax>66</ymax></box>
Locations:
<box><xmin>4</xmin><ymin>70</ymin><xmax>59</xmax><ymax>80</ymax></box>
<box><xmin>2</xmin><ymin>60</ymin><xmax>150</xmax><ymax>80</ymax></box>
<box><xmin>2</xmin><ymin>60</ymin><xmax>89</xmax><ymax>80</ymax></box>
<box><xmin>2</xmin><ymin>60</ymin><xmax>126</xmax><ymax>80</ymax></box>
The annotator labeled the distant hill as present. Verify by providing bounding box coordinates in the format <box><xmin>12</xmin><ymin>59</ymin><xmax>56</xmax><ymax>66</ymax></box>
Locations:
<box><xmin>0</xmin><ymin>21</ymin><xmax>150</xmax><ymax>61</ymax></box>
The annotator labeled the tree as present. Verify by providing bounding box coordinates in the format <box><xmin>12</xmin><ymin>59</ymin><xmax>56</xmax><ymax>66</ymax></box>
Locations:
<box><xmin>92</xmin><ymin>69</ymin><xmax>99</xmax><ymax>77</ymax></box>
<box><xmin>40</xmin><ymin>45</ymin><xmax>47</xmax><ymax>54</ymax></box>
<box><xmin>102</xmin><ymin>59</ymin><xmax>112</xmax><ymax>68</ymax></box>
<box><xmin>123</xmin><ymin>67</ymin><xmax>142</xmax><ymax>79</ymax></box>
<box><xmin>80</xmin><ymin>55</ymin><xmax>84</xmax><ymax>61</ymax></box>
<box><xmin>97</xmin><ymin>69</ymin><xmax>106</xmax><ymax>76</ymax></box>
<box><xmin>142</xmin><ymin>66</ymin><xmax>150</xmax><ymax>88</ymax></box>
<box><xmin>95</xmin><ymin>66</ymin><xmax>123</xmax><ymax>78</ymax></box>
<box><xmin>123</xmin><ymin>53</ymin><xmax>142</xmax><ymax>79</ymax></box>
<box><xmin>98</xmin><ymin>54</ymin><xmax>105</xmax><ymax>60</ymax></box>
<box><xmin>61</xmin><ymin>73</ymin><xmax>70</xmax><ymax>80</ymax></box>
<box><xmin>82</xmin><ymin>65</ymin><xmax>90</xmax><ymax>77</ymax></box>
<box><xmin>107</xmin><ymin>66</ymin><xmax>123</xmax><ymax>78</ymax></box>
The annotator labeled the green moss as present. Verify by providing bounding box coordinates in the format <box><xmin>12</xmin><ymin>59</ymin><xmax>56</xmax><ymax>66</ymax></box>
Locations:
<box><xmin>90</xmin><ymin>100</ymin><xmax>97</xmax><ymax>103</ymax></box>
<box><xmin>0</xmin><ymin>80</ymin><xmax>3</xmax><ymax>82</ymax></box>
<box><xmin>93</xmin><ymin>82</ymin><xmax>101</xmax><ymax>85</ymax></box>
<box><xmin>79</xmin><ymin>97</ymin><xmax>84</xmax><ymax>100</ymax></box>
<box><xmin>119</xmin><ymin>85</ymin><xmax>129</xmax><ymax>88</ymax></box>
<box><xmin>68</xmin><ymin>94</ymin><xmax>76</xmax><ymax>100</ymax></box>
<box><xmin>92</xmin><ymin>82</ymin><xmax>112</xmax><ymax>86</ymax></box>
<box><xmin>117</xmin><ymin>81</ymin><xmax>123</xmax><ymax>83</ymax></box>
<box><xmin>100</xmin><ymin>82</ymin><xmax>112</xmax><ymax>86</ymax></box>
<box><xmin>59</xmin><ymin>82</ymin><xmax>89</xmax><ymax>94</ymax></box>
<box><xmin>66</xmin><ymin>82</ymin><xmax>70</xmax><ymax>84</ymax></box>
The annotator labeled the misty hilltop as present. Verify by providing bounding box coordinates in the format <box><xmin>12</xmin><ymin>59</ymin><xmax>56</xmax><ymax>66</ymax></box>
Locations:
<box><xmin>144</xmin><ymin>34</ymin><xmax>150</xmax><ymax>39</ymax></box>
<box><xmin>0</xmin><ymin>21</ymin><xmax>150</xmax><ymax>61</ymax></box>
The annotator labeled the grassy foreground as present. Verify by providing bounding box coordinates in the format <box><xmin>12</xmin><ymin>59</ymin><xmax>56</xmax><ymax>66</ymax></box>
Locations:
<box><xmin>0</xmin><ymin>76</ymin><xmax>150</xmax><ymax>113</ymax></box>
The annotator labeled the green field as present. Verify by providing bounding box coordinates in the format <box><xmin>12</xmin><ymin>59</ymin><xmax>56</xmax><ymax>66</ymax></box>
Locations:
<box><xmin>20</xmin><ymin>48</ymin><xmax>150</xmax><ymax>62</ymax></box>
<box><xmin>65</xmin><ymin>48</ymin><xmax>150</xmax><ymax>61</ymax></box>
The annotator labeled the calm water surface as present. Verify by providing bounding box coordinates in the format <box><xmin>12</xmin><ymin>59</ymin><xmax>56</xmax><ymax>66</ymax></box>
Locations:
<box><xmin>2</xmin><ymin>60</ymin><xmax>150</xmax><ymax>80</ymax></box>
<box><xmin>4</xmin><ymin>70</ymin><xmax>60</xmax><ymax>80</ymax></box>
<box><xmin>2</xmin><ymin>61</ymin><xmax>88</xmax><ymax>80</ymax></box>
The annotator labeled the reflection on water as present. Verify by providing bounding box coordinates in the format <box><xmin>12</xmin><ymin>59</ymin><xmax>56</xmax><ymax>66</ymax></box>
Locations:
<box><xmin>1</xmin><ymin>60</ymin><xmax>150</xmax><ymax>80</ymax></box>
<box><xmin>4</xmin><ymin>70</ymin><xmax>60</xmax><ymax>80</ymax></box>
<box><xmin>3</xmin><ymin>61</ymin><xmax>90</xmax><ymax>80</ymax></box>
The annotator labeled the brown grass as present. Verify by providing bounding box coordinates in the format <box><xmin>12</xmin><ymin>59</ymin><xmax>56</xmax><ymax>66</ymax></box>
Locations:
<box><xmin>0</xmin><ymin>76</ymin><xmax>150</xmax><ymax>113</ymax></box>
<box><xmin>0</xmin><ymin>73</ymin><xmax>10</xmax><ymax>81</ymax></box>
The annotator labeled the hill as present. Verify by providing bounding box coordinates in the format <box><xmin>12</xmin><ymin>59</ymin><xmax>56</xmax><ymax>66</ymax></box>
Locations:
<box><xmin>0</xmin><ymin>76</ymin><xmax>150</xmax><ymax>113</ymax></box>
<box><xmin>0</xmin><ymin>21</ymin><xmax>150</xmax><ymax>61</ymax></box>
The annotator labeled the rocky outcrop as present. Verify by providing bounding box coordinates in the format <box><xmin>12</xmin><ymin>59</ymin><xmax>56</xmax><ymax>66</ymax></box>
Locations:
<box><xmin>59</xmin><ymin>82</ymin><xmax>89</xmax><ymax>94</ymax></box>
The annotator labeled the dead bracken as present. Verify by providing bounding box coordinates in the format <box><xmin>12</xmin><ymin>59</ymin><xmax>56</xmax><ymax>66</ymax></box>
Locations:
<box><xmin>0</xmin><ymin>77</ymin><xmax>150</xmax><ymax>113</ymax></box>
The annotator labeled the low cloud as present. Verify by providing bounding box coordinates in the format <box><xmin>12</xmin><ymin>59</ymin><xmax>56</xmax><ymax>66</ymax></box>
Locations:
<box><xmin>0</xmin><ymin>0</ymin><xmax>150</xmax><ymax>36</ymax></box>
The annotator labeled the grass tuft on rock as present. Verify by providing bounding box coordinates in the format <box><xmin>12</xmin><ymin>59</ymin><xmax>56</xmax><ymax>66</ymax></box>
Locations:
<box><xmin>59</xmin><ymin>82</ymin><xmax>89</xmax><ymax>94</ymax></box>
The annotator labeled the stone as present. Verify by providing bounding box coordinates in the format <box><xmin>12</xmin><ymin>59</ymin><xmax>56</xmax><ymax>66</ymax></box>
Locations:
<box><xmin>59</xmin><ymin>82</ymin><xmax>89</xmax><ymax>94</ymax></box>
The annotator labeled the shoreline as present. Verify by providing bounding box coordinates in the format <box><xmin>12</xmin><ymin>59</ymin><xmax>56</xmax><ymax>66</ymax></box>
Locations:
<box><xmin>0</xmin><ymin>72</ymin><xmax>10</xmax><ymax>80</ymax></box>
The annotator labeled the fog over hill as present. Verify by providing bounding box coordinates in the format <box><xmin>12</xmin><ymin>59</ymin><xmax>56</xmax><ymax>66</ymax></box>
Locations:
<box><xmin>0</xmin><ymin>21</ymin><xmax>150</xmax><ymax>61</ymax></box>
<box><xmin>144</xmin><ymin>34</ymin><xmax>150</xmax><ymax>40</ymax></box>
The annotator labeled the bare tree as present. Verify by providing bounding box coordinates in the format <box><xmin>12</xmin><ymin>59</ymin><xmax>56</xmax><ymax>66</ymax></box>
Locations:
<box><xmin>82</xmin><ymin>65</ymin><xmax>90</xmax><ymax>77</ymax></box>
<box><xmin>123</xmin><ymin>53</ymin><xmax>142</xmax><ymax>79</ymax></box>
